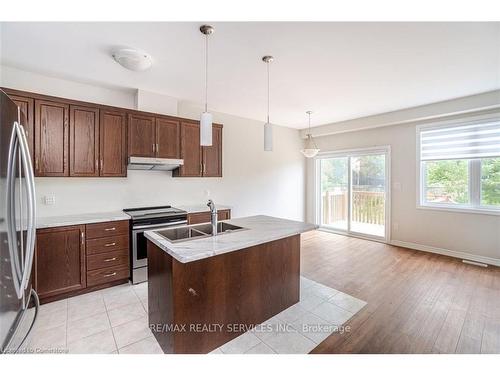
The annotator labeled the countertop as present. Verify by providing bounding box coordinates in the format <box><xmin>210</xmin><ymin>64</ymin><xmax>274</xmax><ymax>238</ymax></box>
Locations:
<box><xmin>144</xmin><ymin>215</ymin><xmax>318</xmax><ymax>263</ymax></box>
<box><xmin>34</xmin><ymin>204</ymin><xmax>232</xmax><ymax>229</ymax></box>
<box><xmin>36</xmin><ymin>211</ymin><xmax>131</xmax><ymax>229</ymax></box>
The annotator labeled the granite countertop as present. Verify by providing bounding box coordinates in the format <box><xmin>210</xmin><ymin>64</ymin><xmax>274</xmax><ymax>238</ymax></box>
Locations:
<box><xmin>36</xmin><ymin>211</ymin><xmax>131</xmax><ymax>229</ymax></box>
<box><xmin>144</xmin><ymin>215</ymin><xmax>318</xmax><ymax>264</ymax></box>
<box><xmin>34</xmin><ymin>204</ymin><xmax>231</xmax><ymax>229</ymax></box>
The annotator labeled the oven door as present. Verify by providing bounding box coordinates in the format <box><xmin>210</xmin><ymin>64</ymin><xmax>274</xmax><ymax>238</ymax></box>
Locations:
<box><xmin>131</xmin><ymin>221</ymin><xmax>187</xmax><ymax>269</ymax></box>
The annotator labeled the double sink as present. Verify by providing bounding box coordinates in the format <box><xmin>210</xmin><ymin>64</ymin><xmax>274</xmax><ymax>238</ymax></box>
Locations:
<box><xmin>156</xmin><ymin>222</ymin><xmax>247</xmax><ymax>243</ymax></box>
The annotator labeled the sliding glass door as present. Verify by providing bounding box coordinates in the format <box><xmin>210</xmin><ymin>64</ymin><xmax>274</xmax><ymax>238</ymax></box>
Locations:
<box><xmin>317</xmin><ymin>148</ymin><xmax>389</xmax><ymax>240</ymax></box>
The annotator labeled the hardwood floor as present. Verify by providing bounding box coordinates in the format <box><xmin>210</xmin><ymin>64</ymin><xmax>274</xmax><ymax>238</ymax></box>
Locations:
<box><xmin>301</xmin><ymin>230</ymin><xmax>500</xmax><ymax>354</ymax></box>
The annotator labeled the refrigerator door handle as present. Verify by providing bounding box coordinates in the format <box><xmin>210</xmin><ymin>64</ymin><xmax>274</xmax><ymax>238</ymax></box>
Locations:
<box><xmin>5</xmin><ymin>122</ymin><xmax>23</xmax><ymax>299</ymax></box>
<box><xmin>15</xmin><ymin>121</ymin><xmax>36</xmax><ymax>293</ymax></box>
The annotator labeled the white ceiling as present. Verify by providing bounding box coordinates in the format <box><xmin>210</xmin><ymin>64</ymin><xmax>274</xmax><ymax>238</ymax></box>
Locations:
<box><xmin>1</xmin><ymin>22</ymin><xmax>499</xmax><ymax>129</ymax></box>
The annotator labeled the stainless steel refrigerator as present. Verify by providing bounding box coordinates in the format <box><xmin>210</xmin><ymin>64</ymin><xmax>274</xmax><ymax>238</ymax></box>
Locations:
<box><xmin>0</xmin><ymin>89</ymin><xmax>39</xmax><ymax>354</ymax></box>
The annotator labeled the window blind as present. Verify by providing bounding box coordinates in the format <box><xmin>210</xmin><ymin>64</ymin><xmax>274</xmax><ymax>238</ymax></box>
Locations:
<box><xmin>420</xmin><ymin>118</ymin><xmax>500</xmax><ymax>161</ymax></box>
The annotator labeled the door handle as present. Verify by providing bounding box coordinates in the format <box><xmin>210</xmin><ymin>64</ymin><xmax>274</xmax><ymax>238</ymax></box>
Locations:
<box><xmin>14</xmin><ymin>122</ymin><xmax>37</xmax><ymax>294</ymax></box>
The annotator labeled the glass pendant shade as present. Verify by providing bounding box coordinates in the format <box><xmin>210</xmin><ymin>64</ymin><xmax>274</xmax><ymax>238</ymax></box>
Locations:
<box><xmin>301</xmin><ymin>134</ymin><xmax>320</xmax><ymax>158</ymax></box>
<box><xmin>200</xmin><ymin>111</ymin><xmax>213</xmax><ymax>146</ymax></box>
<box><xmin>264</xmin><ymin>122</ymin><xmax>273</xmax><ymax>151</ymax></box>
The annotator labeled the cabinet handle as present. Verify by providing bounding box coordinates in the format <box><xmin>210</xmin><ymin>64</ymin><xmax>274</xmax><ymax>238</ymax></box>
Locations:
<box><xmin>152</xmin><ymin>144</ymin><xmax>155</xmax><ymax>153</ymax></box>
<box><xmin>81</xmin><ymin>232</ymin><xmax>85</xmax><ymax>245</ymax></box>
<box><xmin>188</xmin><ymin>287</ymin><xmax>198</xmax><ymax>297</ymax></box>
<box><xmin>156</xmin><ymin>143</ymin><xmax>159</xmax><ymax>155</ymax></box>
<box><xmin>104</xmin><ymin>257</ymin><xmax>117</xmax><ymax>262</ymax></box>
<box><xmin>35</xmin><ymin>158</ymin><xmax>39</xmax><ymax>171</ymax></box>
<box><xmin>104</xmin><ymin>242</ymin><xmax>116</xmax><ymax>247</ymax></box>
<box><xmin>100</xmin><ymin>159</ymin><xmax>103</xmax><ymax>171</ymax></box>
<box><xmin>95</xmin><ymin>159</ymin><xmax>98</xmax><ymax>171</ymax></box>
<box><xmin>103</xmin><ymin>272</ymin><xmax>117</xmax><ymax>277</ymax></box>
<box><xmin>104</xmin><ymin>227</ymin><xmax>116</xmax><ymax>231</ymax></box>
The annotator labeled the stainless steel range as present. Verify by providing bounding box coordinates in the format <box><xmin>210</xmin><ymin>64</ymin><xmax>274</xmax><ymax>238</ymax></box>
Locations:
<box><xmin>123</xmin><ymin>206</ymin><xmax>187</xmax><ymax>284</ymax></box>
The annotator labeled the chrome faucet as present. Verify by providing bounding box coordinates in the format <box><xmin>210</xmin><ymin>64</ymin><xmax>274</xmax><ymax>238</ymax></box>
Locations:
<box><xmin>207</xmin><ymin>199</ymin><xmax>217</xmax><ymax>236</ymax></box>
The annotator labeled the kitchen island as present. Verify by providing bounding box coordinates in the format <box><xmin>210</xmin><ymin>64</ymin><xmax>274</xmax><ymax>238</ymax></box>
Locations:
<box><xmin>144</xmin><ymin>215</ymin><xmax>317</xmax><ymax>354</ymax></box>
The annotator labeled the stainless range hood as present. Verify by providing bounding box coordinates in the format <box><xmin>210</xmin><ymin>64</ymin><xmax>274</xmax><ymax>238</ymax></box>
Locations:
<box><xmin>128</xmin><ymin>156</ymin><xmax>184</xmax><ymax>171</ymax></box>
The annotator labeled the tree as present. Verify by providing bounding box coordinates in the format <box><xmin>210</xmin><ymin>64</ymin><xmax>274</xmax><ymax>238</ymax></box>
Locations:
<box><xmin>425</xmin><ymin>160</ymin><xmax>468</xmax><ymax>203</ymax></box>
<box><xmin>481</xmin><ymin>158</ymin><xmax>500</xmax><ymax>205</ymax></box>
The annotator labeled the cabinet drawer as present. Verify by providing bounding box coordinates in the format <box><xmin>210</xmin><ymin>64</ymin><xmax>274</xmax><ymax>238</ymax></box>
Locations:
<box><xmin>87</xmin><ymin>248</ymin><xmax>129</xmax><ymax>271</ymax></box>
<box><xmin>87</xmin><ymin>265</ymin><xmax>129</xmax><ymax>287</ymax></box>
<box><xmin>86</xmin><ymin>220</ymin><xmax>129</xmax><ymax>239</ymax></box>
<box><xmin>86</xmin><ymin>234</ymin><xmax>129</xmax><ymax>255</ymax></box>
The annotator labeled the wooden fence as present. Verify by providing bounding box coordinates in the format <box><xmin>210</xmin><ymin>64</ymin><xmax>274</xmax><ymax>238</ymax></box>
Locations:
<box><xmin>322</xmin><ymin>191</ymin><xmax>385</xmax><ymax>225</ymax></box>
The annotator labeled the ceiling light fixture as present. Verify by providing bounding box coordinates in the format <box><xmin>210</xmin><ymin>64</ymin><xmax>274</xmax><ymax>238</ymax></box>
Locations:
<box><xmin>200</xmin><ymin>24</ymin><xmax>215</xmax><ymax>146</ymax></box>
<box><xmin>112</xmin><ymin>48</ymin><xmax>152</xmax><ymax>71</ymax></box>
<box><xmin>301</xmin><ymin>111</ymin><xmax>320</xmax><ymax>158</ymax></box>
<box><xmin>262</xmin><ymin>55</ymin><xmax>274</xmax><ymax>152</ymax></box>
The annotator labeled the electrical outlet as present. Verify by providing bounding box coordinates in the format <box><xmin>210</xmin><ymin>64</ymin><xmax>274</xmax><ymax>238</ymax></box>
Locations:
<box><xmin>43</xmin><ymin>195</ymin><xmax>56</xmax><ymax>205</ymax></box>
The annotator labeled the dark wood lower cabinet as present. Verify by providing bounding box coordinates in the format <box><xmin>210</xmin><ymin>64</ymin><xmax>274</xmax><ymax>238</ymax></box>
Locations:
<box><xmin>147</xmin><ymin>235</ymin><xmax>300</xmax><ymax>354</ymax></box>
<box><xmin>34</xmin><ymin>220</ymin><xmax>130</xmax><ymax>304</ymax></box>
<box><xmin>35</xmin><ymin>225</ymin><xmax>86</xmax><ymax>300</ymax></box>
<box><xmin>186</xmin><ymin>209</ymin><xmax>231</xmax><ymax>225</ymax></box>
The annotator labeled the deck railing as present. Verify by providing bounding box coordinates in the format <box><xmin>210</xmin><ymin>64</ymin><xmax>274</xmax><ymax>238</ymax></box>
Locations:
<box><xmin>322</xmin><ymin>190</ymin><xmax>385</xmax><ymax>225</ymax></box>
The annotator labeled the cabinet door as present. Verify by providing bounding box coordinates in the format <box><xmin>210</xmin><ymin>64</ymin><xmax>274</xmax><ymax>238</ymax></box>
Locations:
<box><xmin>156</xmin><ymin>118</ymin><xmax>180</xmax><ymax>159</ymax></box>
<box><xmin>128</xmin><ymin>114</ymin><xmax>155</xmax><ymax>157</ymax></box>
<box><xmin>35</xmin><ymin>225</ymin><xmax>86</xmax><ymax>299</ymax></box>
<box><xmin>35</xmin><ymin>100</ymin><xmax>69</xmax><ymax>176</ymax></box>
<box><xmin>9</xmin><ymin>94</ymin><xmax>34</xmax><ymax>165</ymax></box>
<box><xmin>202</xmin><ymin>125</ymin><xmax>222</xmax><ymax>177</ymax></box>
<box><xmin>175</xmin><ymin>122</ymin><xmax>202</xmax><ymax>177</ymax></box>
<box><xmin>69</xmin><ymin>105</ymin><xmax>99</xmax><ymax>176</ymax></box>
<box><xmin>100</xmin><ymin>110</ymin><xmax>127</xmax><ymax>176</ymax></box>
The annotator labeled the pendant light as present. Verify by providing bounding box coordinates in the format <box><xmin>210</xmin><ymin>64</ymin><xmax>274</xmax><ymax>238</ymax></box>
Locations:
<box><xmin>200</xmin><ymin>25</ymin><xmax>214</xmax><ymax>146</ymax></box>
<box><xmin>262</xmin><ymin>55</ymin><xmax>274</xmax><ymax>151</ymax></box>
<box><xmin>301</xmin><ymin>111</ymin><xmax>320</xmax><ymax>158</ymax></box>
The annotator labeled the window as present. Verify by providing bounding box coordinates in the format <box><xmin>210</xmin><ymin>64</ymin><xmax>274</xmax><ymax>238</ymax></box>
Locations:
<box><xmin>418</xmin><ymin>115</ymin><xmax>500</xmax><ymax>214</ymax></box>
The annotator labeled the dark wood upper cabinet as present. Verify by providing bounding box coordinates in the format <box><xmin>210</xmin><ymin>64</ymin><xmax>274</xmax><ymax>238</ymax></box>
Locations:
<box><xmin>100</xmin><ymin>110</ymin><xmax>127</xmax><ymax>177</ymax></box>
<box><xmin>35</xmin><ymin>99</ymin><xmax>69</xmax><ymax>176</ymax></box>
<box><xmin>4</xmin><ymin>88</ymin><xmax>223</xmax><ymax>178</ymax></box>
<box><xmin>174</xmin><ymin>122</ymin><xmax>202</xmax><ymax>177</ymax></box>
<box><xmin>69</xmin><ymin>105</ymin><xmax>99</xmax><ymax>177</ymax></box>
<box><xmin>9</xmin><ymin>94</ymin><xmax>34</xmax><ymax>165</ymax></box>
<box><xmin>202</xmin><ymin>125</ymin><xmax>223</xmax><ymax>177</ymax></box>
<box><xmin>34</xmin><ymin>225</ymin><xmax>86</xmax><ymax>300</ymax></box>
<box><xmin>156</xmin><ymin>118</ymin><xmax>180</xmax><ymax>159</ymax></box>
<box><xmin>128</xmin><ymin>114</ymin><xmax>155</xmax><ymax>157</ymax></box>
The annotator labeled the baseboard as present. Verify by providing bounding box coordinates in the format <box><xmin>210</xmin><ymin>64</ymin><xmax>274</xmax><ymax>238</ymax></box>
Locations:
<box><xmin>390</xmin><ymin>240</ymin><xmax>500</xmax><ymax>267</ymax></box>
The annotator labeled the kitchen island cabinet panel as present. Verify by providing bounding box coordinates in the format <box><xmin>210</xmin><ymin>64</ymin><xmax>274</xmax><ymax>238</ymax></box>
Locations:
<box><xmin>147</xmin><ymin>234</ymin><xmax>300</xmax><ymax>354</ymax></box>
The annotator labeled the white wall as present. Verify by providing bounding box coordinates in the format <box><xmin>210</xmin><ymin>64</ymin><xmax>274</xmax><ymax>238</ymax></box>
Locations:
<box><xmin>306</xmin><ymin>109</ymin><xmax>500</xmax><ymax>262</ymax></box>
<box><xmin>135</xmin><ymin>89</ymin><xmax>178</xmax><ymax>116</ymax></box>
<box><xmin>1</xmin><ymin>66</ymin><xmax>305</xmax><ymax>221</ymax></box>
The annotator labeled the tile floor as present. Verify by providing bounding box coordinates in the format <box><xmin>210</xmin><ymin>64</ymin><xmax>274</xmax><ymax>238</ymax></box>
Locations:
<box><xmin>22</xmin><ymin>277</ymin><xmax>366</xmax><ymax>354</ymax></box>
